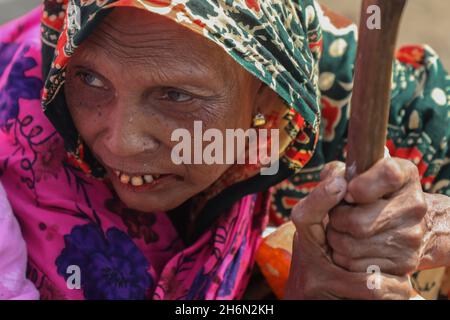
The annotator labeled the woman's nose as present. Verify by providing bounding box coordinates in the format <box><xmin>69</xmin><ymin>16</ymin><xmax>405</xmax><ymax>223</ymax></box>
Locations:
<box><xmin>102</xmin><ymin>107</ymin><xmax>160</xmax><ymax>158</ymax></box>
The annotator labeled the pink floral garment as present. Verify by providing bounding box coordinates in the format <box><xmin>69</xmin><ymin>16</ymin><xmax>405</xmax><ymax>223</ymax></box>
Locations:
<box><xmin>0</xmin><ymin>7</ymin><xmax>269</xmax><ymax>300</ymax></box>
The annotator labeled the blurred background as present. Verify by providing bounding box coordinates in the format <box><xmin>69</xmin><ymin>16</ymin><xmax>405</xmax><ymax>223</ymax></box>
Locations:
<box><xmin>320</xmin><ymin>0</ymin><xmax>450</xmax><ymax>68</ymax></box>
<box><xmin>0</xmin><ymin>0</ymin><xmax>449</xmax><ymax>68</ymax></box>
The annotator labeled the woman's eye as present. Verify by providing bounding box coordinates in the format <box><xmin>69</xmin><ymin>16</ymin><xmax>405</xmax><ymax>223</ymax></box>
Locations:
<box><xmin>163</xmin><ymin>90</ymin><xmax>193</xmax><ymax>103</ymax></box>
<box><xmin>78</xmin><ymin>71</ymin><xmax>106</xmax><ymax>89</ymax></box>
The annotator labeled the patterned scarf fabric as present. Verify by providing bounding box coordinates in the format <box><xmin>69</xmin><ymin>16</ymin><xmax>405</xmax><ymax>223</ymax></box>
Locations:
<box><xmin>0</xmin><ymin>0</ymin><xmax>324</xmax><ymax>300</ymax></box>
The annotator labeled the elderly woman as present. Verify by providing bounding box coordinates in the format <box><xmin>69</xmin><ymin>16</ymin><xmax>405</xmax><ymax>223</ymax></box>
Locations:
<box><xmin>0</xmin><ymin>0</ymin><xmax>449</xmax><ymax>300</ymax></box>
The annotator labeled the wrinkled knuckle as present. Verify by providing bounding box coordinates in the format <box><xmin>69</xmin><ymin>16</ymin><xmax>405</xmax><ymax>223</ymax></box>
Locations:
<box><xmin>348</xmin><ymin>219</ymin><xmax>371</xmax><ymax>239</ymax></box>
<box><xmin>409</xmin><ymin>195</ymin><xmax>428</xmax><ymax>219</ymax></box>
<box><xmin>332</xmin><ymin>252</ymin><xmax>351</xmax><ymax>270</ymax></box>
<box><xmin>399</xmin><ymin>157</ymin><xmax>416</xmax><ymax>170</ymax></box>
<box><xmin>389</xmin><ymin>260</ymin><xmax>407</xmax><ymax>276</ymax></box>
<box><xmin>347</xmin><ymin>261</ymin><xmax>359</xmax><ymax>272</ymax></box>
<box><xmin>396</xmin><ymin>265</ymin><xmax>412</xmax><ymax>276</ymax></box>
<box><xmin>404</xmin><ymin>159</ymin><xmax>420</xmax><ymax>179</ymax></box>
<box><xmin>406</xmin><ymin>225</ymin><xmax>425</xmax><ymax>249</ymax></box>
<box><xmin>383</xmin><ymin>160</ymin><xmax>404</xmax><ymax>189</ymax></box>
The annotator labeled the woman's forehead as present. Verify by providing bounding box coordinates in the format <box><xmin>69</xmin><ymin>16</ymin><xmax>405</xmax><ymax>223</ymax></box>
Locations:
<box><xmin>72</xmin><ymin>7</ymin><xmax>239</xmax><ymax>80</ymax></box>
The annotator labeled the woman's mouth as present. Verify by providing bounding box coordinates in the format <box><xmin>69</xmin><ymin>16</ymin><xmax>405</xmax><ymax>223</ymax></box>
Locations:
<box><xmin>108</xmin><ymin>168</ymin><xmax>176</xmax><ymax>192</ymax></box>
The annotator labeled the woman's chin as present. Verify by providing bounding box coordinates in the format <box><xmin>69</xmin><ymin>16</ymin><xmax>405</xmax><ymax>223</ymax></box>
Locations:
<box><xmin>111</xmin><ymin>181</ymin><xmax>192</xmax><ymax>213</ymax></box>
<box><xmin>123</xmin><ymin>199</ymin><xmax>179</xmax><ymax>213</ymax></box>
<box><xmin>118</xmin><ymin>193</ymin><xmax>186</xmax><ymax>212</ymax></box>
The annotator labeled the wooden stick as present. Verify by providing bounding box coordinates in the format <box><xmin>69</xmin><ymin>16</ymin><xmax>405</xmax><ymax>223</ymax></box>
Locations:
<box><xmin>345</xmin><ymin>0</ymin><xmax>424</xmax><ymax>300</ymax></box>
<box><xmin>345</xmin><ymin>0</ymin><xmax>407</xmax><ymax>181</ymax></box>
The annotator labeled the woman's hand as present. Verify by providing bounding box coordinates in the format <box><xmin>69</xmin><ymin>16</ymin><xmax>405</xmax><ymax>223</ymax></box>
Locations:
<box><xmin>284</xmin><ymin>159</ymin><xmax>429</xmax><ymax>299</ymax></box>
<box><xmin>326</xmin><ymin>158</ymin><xmax>427</xmax><ymax>276</ymax></box>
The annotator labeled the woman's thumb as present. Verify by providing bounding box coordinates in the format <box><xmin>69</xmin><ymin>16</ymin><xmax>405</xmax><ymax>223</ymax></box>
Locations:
<box><xmin>291</xmin><ymin>176</ymin><xmax>347</xmax><ymax>243</ymax></box>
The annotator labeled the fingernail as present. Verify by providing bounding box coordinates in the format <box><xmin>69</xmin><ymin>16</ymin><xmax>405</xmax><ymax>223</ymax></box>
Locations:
<box><xmin>336</xmin><ymin>162</ymin><xmax>346</xmax><ymax>172</ymax></box>
<box><xmin>325</xmin><ymin>177</ymin><xmax>346</xmax><ymax>196</ymax></box>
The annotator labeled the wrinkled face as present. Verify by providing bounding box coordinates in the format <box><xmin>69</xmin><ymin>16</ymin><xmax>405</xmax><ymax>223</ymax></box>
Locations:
<box><xmin>65</xmin><ymin>7</ymin><xmax>274</xmax><ymax>212</ymax></box>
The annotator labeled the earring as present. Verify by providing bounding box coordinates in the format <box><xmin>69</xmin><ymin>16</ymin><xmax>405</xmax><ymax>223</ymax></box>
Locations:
<box><xmin>253</xmin><ymin>113</ymin><xmax>266</xmax><ymax>127</ymax></box>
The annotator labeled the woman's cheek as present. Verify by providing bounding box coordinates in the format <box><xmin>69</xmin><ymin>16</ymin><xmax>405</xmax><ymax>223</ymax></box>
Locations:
<box><xmin>175</xmin><ymin>100</ymin><xmax>252</xmax><ymax>189</ymax></box>
<box><xmin>65</xmin><ymin>88</ymin><xmax>105</xmax><ymax>146</ymax></box>
<box><xmin>65</xmin><ymin>76</ymin><xmax>114</xmax><ymax>113</ymax></box>
<box><xmin>65</xmin><ymin>75</ymin><xmax>112</xmax><ymax>109</ymax></box>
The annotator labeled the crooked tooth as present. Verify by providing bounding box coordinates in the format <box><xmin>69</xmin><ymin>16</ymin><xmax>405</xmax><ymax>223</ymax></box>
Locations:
<box><xmin>144</xmin><ymin>175</ymin><xmax>154</xmax><ymax>183</ymax></box>
<box><xmin>114</xmin><ymin>170</ymin><xmax>121</xmax><ymax>177</ymax></box>
<box><xmin>131</xmin><ymin>176</ymin><xmax>144</xmax><ymax>186</ymax></box>
<box><xmin>120</xmin><ymin>174</ymin><xmax>130</xmax><ymax>184</ymax></box>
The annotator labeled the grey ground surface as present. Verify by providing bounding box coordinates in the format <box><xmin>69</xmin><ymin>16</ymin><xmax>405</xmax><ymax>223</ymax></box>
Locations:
<box><xmin>1</xmin><ymin>0</ymin><xmax>449</xmax><ymax>68</ymax></box>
